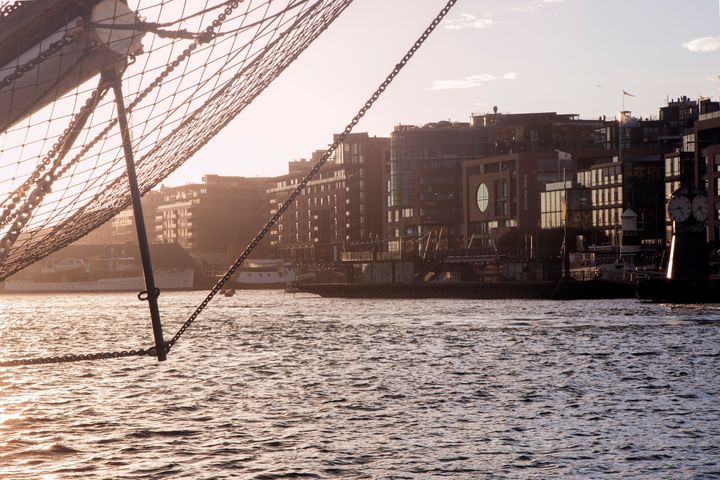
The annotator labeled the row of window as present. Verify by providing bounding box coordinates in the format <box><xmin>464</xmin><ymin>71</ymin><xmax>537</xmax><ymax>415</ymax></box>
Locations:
<box><xmin>591</xmin><ymin>187</ymin><xmax>623</xmax><ymax>206</ymax></box>
<box><xmin>419</xmin><ymin>191</ymin><xmax>456</xmax><ymax>201</ymax></box>
<box><xmin>577</xmin><ymin>165</ymin><xmax>623</xmax><ymax>188</ymax></box>
<box><xmin>593</xmin><ymin>208</ymin><xmax>623</xmax><ymax>227</ymax></box>
<box><xmin>665</xmin><ymin>156</ymin><xmax>683</xmax><ymax>178</ymax></box>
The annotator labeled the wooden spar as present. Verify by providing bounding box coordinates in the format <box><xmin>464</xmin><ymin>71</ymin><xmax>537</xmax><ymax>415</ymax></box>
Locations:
<box><xmin>0</xmin><ymin>0</ymin><xmax>144</xmax><ymax>133</ymax></box>
<box><xmin>0</xmin><ymin>0</ymin><xmax>95</xmax><ymax>68</ymax></box>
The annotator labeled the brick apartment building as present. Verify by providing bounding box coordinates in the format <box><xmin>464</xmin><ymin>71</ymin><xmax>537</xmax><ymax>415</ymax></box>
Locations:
<box><xmin>155</xmin><ymin>175</ymin><xmax>271</xmax><ymax>268</ymax></box>
<box><xmin>267</xmin><ymin>133</ymin><xmax>389</xmax><ymax>262</ymax></box>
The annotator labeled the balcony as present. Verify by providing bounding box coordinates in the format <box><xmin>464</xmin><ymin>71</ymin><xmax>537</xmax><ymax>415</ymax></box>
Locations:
<box><xmin>699</xmin><ymin>111</ymin><xmax>720</xmax><ymax>122</ymax></box>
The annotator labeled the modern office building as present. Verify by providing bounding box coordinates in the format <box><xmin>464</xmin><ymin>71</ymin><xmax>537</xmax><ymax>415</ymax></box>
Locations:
<box><xmin>697</xmin><ymin>109</ymin><xmax>720</xmax><ymax>243</ymax></box>
<box><xmin>575</xmin><ymin>148</ymin><xmax>668</xmax><ymax>248</ymax></box>
<box><xmin>461</xmin><ymin>151</ymin><xmax>574</xmax><ymax>255</ymax></box>
<box><xmin>540</xmin><ymin>179</ymin><xmax>592</xmax><ymax>231</ymax></box>
<box><xmin>386</xmin><ymin>112</ymin><xmax>605</xmax><ymax>256</ymax></box>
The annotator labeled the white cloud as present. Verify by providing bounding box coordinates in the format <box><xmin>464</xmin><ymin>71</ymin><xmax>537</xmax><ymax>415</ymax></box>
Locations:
<box><xmin>683</xmin><ymin>36</ymin><xmax>720</xmax><ymax>52</ymax></box>
<box><xmin>430</xmin><ymin>72</ymin><xmax>518</xmax><ymax>91</ymax></box>
<box><xmin>467</xmin><ymin>74</ymin><xmax>498</xmax><ymax>82</ymax></box>
<box><xmin>513</xmin><ymin>0</ymin><xmax>567</xmax><ymax>13</ymax></box>
<box><xmin>444</xmin><ymin>13</ymin><xmax>496</xmax><ymax>30</ymax></box>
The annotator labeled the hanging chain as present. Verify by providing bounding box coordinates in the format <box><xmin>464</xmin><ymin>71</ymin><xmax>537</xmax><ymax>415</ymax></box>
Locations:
<box><xmin>0</xmin><ymin>1</ymin><xmax>24</xmax><ymax>19</ymax></box>
<box><xmin>0</xmin><ymin>32</ymin><xmax>79</xmax><ymax>224</ymax></box>
<box><xmin>0</xmin><ymin>0</ymin><xmax>244</xmax><ymax>367</ymax></box>
<box><xmin>165</xmin><ymin>0</ymin><xmax>458</xmax><ymax>353</ymax></box>
<box><xmin>0</xmin><ymin>83</ymin><xmax>109</xmax><ymax>234</ymax></box>
<box><xmin>0</xmin><ymin>347</ymin><xmax>155</xmax><ymax>368</ymax></box>
<box><xmin>0</xmin><ymin>0</ymin><xmax>458</xmax><ymax>367</ymax></box>
<box><xmin>0</xmin><ymin>34</ymin><xmax>75</xmax><ymax>91</ymax></box>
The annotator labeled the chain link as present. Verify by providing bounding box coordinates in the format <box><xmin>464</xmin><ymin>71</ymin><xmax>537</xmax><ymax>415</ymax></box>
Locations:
<box><xmin>0</xmin><ymin>347</ymin><xmax>155</xmax><ymax>368</ymax></box>
<box><xmin>0</xmin><ymin>0</ymin><xmax>247</xmax><ymax>368</ymax></box>
<box><xmin>0</xmin><ymin>84</ymin><xmax>109</xmax><ymax>234</ymax></box>
<box><xmin>0</xmin><ymin>33</ymin><xmax>79</xmax><ymax>227</ymax></box>
<box><xmin>0</xmin><ymin>34</ymin><xmax>75</xmax><ymax>91</ymax></box>
<box><xmin>0</xmin><ymin>0</ymin><xmax>457</xmax><ymax>367</ymax></box>
<box><xmin>165</xmin><ymin>0</ymin><xmax>458</xmax><ymax>353</ymax></box>
<box><xmin>0</xmin><ymin>1</ymin><xmax>24</xmax><ymax>19</ymax></box>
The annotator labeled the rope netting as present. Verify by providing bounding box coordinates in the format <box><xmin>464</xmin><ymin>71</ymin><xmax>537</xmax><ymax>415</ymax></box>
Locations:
<box><xmin>0</xmin><ymin>0</ymin><xmax>354</xmax><ymax>281</ymax></box>
<box><xmin>0</xmin><ymin>0</ymin><xmax>459</xmax><ymax>366</ymax></box>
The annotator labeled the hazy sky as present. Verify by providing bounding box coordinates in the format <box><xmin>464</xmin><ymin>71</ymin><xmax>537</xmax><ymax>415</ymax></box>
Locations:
<box><xmin>165</xmin><ymin>0</ymin><xmax>720</xmax><ymax>185</ymax></box>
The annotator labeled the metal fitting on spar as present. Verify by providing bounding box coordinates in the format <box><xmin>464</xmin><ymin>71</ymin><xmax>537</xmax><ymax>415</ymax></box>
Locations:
<box><xmin>0</xmin><ymin>0</ymin><xmax>145</xmax><ymax>133</ymax></box>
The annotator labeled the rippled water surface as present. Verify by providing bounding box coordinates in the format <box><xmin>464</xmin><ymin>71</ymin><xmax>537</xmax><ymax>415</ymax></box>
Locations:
<box><xmin>1</xmin><ymin>291</ymin><xmax>719</xmax><ymax>479</ymax></box>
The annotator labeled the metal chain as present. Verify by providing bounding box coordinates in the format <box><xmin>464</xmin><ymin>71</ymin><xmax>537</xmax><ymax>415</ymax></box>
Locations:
<box><xmin>0</xmin><ymin>83</ymin><xmax>109</xmax><ymax>232</ymax></box>
<box><xmin>0</xmin><ymin>33</ymin><xmax>79</xmax><ymax>225</ymax></box>
<box><xmin>0</xmin><ymin>0</ymin><xmax>457</xmax><ymax>367</ymax></box>
<box><xmin>0</xmin><ymin>347</ymin><xmax>155</xmax><ymax>368</ymax></box>
<box><xmin>0</xmin><ymin>34</ymin><xmax>75</xmax><ymax>91</ymax></box>
<box><xmin>0</xmin><ymin>1</ymin><xmax>24</xmax><ymax>19</ymax></box>
<box><xmin>165</xmin><ymin>0</ymin><xmax>458</xmax><ymax>353</ymax></box>
<box><xmin>0</xmin><ymin>0</ymin><xmax>246</xmax><ymax>368</ymax></box>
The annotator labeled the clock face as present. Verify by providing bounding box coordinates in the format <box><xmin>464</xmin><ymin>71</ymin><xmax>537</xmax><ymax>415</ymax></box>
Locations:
<box><xmin>691</xmin><ymin>195</ymin><xmax>708</xmax><ymax>223</ymax></box>
<box><xmin>476</xmin><ymin>183</ymin><xmax>489</xmax><ymax>213</ymax></box>
<box><xmin>667</xmin><ymin>194</ymin><xmax>691</xmax><ymax>222</ymax></box>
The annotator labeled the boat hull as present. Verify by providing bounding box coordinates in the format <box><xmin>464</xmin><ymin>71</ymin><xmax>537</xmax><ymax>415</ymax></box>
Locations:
<box><xmin>3</xmin><ymin>269</ymin><xmax>194</xmax><ymax>292</ymax></box>
<box><xmin>296</xmin><ymin>280</ymin><xmax>636</xmax><ymax>300</ymax></box>
<box><xmin>636</xmin><ymin>278</ymin><xmax>720</xmax><ymax>303</ymax></box>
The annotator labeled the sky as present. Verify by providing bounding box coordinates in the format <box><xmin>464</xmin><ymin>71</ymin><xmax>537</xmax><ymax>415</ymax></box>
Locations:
<box><xmin>164</xmin><ymin>0</ymin><xmax>720</xmax><ymax>185</ymax></box>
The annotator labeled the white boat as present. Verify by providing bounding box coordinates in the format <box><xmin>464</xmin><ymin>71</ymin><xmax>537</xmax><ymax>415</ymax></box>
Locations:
<box><xmin>234</xmin><ymin>260</ymin><xmax>300</xmax><ymax>289</ymax></box>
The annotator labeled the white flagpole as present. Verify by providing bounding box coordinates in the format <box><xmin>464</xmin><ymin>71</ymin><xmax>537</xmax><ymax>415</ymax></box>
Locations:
<box><xmin>619</xmin><ymin>91</ymin><xmax>623</xmax><ymax>164</ymax></box>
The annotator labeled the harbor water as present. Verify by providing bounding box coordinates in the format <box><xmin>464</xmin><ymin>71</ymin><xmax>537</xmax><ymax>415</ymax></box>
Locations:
<box><xmin>1</xmin><ymin>291</ymin><xmax>719</xmax><ymax>478</ymax></box>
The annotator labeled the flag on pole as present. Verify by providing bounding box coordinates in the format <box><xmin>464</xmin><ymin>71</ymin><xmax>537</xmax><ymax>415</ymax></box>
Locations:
<box><xmin>623</xmin><ymin>90</ymin><xmax>635</xmax><ymax>97</ymax></box>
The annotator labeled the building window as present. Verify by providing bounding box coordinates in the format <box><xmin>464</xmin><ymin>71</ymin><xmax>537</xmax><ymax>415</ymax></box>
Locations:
<box><xmin>476</xmin><ymin>183</ymin><xmax>489</xmax><ymax>212</ymax></box>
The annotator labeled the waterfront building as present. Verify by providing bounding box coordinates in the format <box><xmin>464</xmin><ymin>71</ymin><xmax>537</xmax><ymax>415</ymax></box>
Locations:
<box><xmin>697</xmin><ymin>108</ymin><xmax>720</xmax><ymax>244</ymax></box>
<box><xmin>387</xmin><ymin>112</ymin><xmax>605</xmax><ymax>257</ymax></box>
<box><xmin>540</xmin><ymin>179</ymin><xmax>592</xmax><ymax>231</ymax></box>
<box><xmin>658</xmin><ymin>98</ymin><xmax>720</xmax><ymax>242</ymax></box>
<box><xmin>111</xmin><ymin>190</ymin><xmax>164</xmax><ymax>243</ymax></box>
<box><xmin>155</xmin><ymin>175</ymin><xmax>272</xmax><ymax>268</ymax></box>
<box><xmin>387</xmin><ymin>121</ymin><xmax>485</xmax><ymax>256</ymax></box>
<box><xmin>267</xmin><ymin>133</ymin><xmax>389</xmax><ymax>262</ymax></box>
<box><xmin>575</xmin><ymin>147</ymin><xmax>668</xmax><ymax>249</ymax></box>
<box><xmin>461</xmin><ymin>151</ymin><xmax>574</xmax><ymax>256</ymax></box>
<box><xmin>461</xmin><ymin>139</ymin><xmax>670</xmax><ymax>260</ymax></box>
